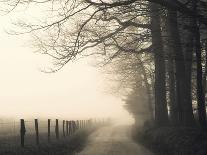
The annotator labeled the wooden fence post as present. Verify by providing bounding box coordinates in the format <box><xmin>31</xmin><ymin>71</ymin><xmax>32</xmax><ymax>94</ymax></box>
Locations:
<box><xmin>69</xmin><ymin>121</ymin><xmax>72</xmax><ymax>135</ymax></box>
<box><xmin>73</xmin><ymin>121</ymin><xmax>76</xmax><ymax>133</ymax></box>
<box><xmin>35</xmin><ymin>119</ymin><xmax>39</xmax><ymax>145</ymax></box>
<box><xmin>76</xmin><ymin>120</ymin><xmax>79</xmax><ymax>130</ymax></box>
<box><xmin>55</xmin><ymin>119</ymin><xmax>59</xmax><ymax>140</ymax></box>
<box><xmin>20</xmin><ymin>119</ymin><xmax>26</xmax><ymax>147</ymax></box>
<box><xmin>66</xmin><ymin>121</ymin><xmax>68</xmax><ymax>136</ymax></box>
<box><xmin>48</xmin><ymin>119</ymin><xmax>51</xmax><ymax>142</ymax></box>
<box><xmin>79</xmin><ymin>120</ymin><xmax>81</xmax><ymax>129</ymax></box>
<box><xmin>63</xmin><ymin>120</ymin><xmax>65</xmax><ymax>137</ymax></box>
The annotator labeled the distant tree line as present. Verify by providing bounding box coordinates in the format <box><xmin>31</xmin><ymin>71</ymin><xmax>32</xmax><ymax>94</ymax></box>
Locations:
<box><xmin>1</xmin><ymin>0</ymin><xmax>207</xmax><ymax>128</ymax></box>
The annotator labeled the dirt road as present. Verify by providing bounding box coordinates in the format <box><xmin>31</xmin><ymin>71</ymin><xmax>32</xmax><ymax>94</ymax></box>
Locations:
<box><xmin>76</xmin><ymin>125</ymin><xmax>154</xmax><ymax>155</ymax></box>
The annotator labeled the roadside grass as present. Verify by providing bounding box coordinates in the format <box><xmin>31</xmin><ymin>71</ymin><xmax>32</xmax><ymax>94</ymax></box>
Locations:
<box><xmin>132</xmin><ymin>125</ymin><xmax>207</xmax><ymax>155</ymax></box>
<box><xmin>0</xmin><ymin>128</ymin><xmax>94</xmax><ymax>155</ymax></box>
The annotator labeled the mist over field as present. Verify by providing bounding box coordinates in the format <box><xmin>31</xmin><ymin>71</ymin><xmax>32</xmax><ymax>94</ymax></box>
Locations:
<box><xmin>0</xmin><ymin>16</ymin><xmax>134</xmax><ymax>125</ymax></box>
<box><xmin>0</xmin><ymin>1</ymin><xmax>207</xmax><ymax>155</ymax></box>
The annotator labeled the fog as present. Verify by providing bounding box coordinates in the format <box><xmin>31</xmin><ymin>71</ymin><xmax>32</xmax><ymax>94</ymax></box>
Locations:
<box><xmin>0</xmin><ymin>14</ymin><xmax>134</xmax><ymax>125</ymax></box>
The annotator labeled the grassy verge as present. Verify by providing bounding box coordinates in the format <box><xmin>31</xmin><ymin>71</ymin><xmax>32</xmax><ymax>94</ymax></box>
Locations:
<box><xmin>132</xmin><ymin>125</ymin><xmax>207</xmax><ymax>155</ymax></box>
<box><xmin>0</xmin><ymin>128</ymin><xmax>94</xmax><ymax>155</ymax></box>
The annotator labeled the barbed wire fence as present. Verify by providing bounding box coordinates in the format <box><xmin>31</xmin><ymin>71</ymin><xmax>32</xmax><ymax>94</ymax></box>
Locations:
<box><xmin>0</xmin><ymin>118</ymin><xmax>109</xmax><ymax>151</ymax></box>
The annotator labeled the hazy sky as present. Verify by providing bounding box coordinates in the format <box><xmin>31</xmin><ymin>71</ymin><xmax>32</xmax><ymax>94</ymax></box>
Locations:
<box><xmin>0</xmin><ymin>13</ymin><xmax>133</xmax><ymax>124</ymax></box>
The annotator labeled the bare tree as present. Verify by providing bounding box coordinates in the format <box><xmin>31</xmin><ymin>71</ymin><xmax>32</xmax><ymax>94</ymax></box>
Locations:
<box><xmin>1</xmin><ymin>0</ymin><xmax>207</xmax><ymax>128</ymax></box>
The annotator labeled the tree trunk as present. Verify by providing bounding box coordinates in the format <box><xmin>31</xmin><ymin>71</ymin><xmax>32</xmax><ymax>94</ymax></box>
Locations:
<box><xmin>203</xmin><ymin>41</ymin><xmax>207</xmax><ymax>104</ymax></box>
<box><xmin>167</xmin><ymin>9</ymin><xmax>194</xmax><ymax>126</ymax></box>
<box><xmin>193</xmin><ymin>0</ymin><xmax>206</xmax><ymax>129</ymax></box>
<box><xmin>167</xmin><ymin>9</ymin><xmax>184</xmax><ymax>125</ymax></box>
<box><xmin>195</xmin><ymin>26</ymin><xmax>206</xmax><ymax>128</ymax></box>
<box><xmin>166</xmin><ymin>10</ymin><xmax>177</xmax><ymax>125</ymax></box>
<box><xmin>166</xmin><ymin>43</ymin><xmax>177</xmax><ymax>125</ymax></box>
<box><xmin>180</xmin><ymin>1</ymin><xmax>195</xmax><ymax>126</ymax></box>
<box><xmin>183</xmin><ymin>34</ymin><xmax>194</xmax><ymax>126</ymax></box>
<box><xmin>194</xmin><ymin>4</ymin><xmax>206</xmax><ymax>128</ymax></box>
<box><xmin>150</xmin><ymin>3</ymin><xmax>168</xmax><ymax>126</ymax></box>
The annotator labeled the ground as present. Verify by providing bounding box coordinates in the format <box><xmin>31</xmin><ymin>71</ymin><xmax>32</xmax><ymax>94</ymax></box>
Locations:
<box><xmin>76</xmin><ymin>125</ymin><xmax>154</xmax><ymax>155</ymax></box>
<box><xmin>0</xmin><ymin>128</ymin><xmax>92</xmax><ymax>155</ymax></box>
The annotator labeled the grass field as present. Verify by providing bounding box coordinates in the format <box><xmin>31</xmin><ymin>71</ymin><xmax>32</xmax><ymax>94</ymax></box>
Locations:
<box><xmin>0</xmin><ymin>128</ymin><xmax>93</xmax><ymax>155</ymax></box>
<box><xmin>0</xmin><ymin>119</ymin><xmax>95</xmax><ymax>155</ymax></box>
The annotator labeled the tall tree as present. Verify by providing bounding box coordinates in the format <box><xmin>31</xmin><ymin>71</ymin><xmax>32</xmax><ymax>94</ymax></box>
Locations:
<box><xmin>165</xmin><ymin>13</ymin><xmax>177</xmax><ymax>125</ymax></box>
<box><xmin>166</xmin><ymin>6</ymin><xmax>195</xmax><ymax>126</ymax></box>
<box><xmin>193</xmin><ymin>0</ymin><xmax>206</xmax><ymax>128</ymax></box>
<box><xmin>150</xmin><ymin>3</ymin><xmax>168</xmax><ymax>126</ymax></box>
<box><xmin>2</xmin><ymin>0</ymin><xmax>207</xmax><ymax>128</ymax></box>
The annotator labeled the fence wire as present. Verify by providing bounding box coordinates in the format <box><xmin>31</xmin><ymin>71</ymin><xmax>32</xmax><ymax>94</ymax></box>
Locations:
<box><xmin>0</xmin><ymin>118</ymin><xmax>105</xmax><ymax>150</ymax></box>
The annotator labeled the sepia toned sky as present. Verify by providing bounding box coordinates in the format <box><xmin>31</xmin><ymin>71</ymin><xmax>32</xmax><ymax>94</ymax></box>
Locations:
<box><xmin>0</xmin><ymin>13</ymin><xmax>134</xmax><ymax>124</ymax></box>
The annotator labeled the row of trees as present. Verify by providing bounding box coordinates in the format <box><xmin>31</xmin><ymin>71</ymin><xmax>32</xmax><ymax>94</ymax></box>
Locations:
<box><xmin>1</xmin><ymin>0</ymin><xmax>207</xmax><ymax>128</ymax></box>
